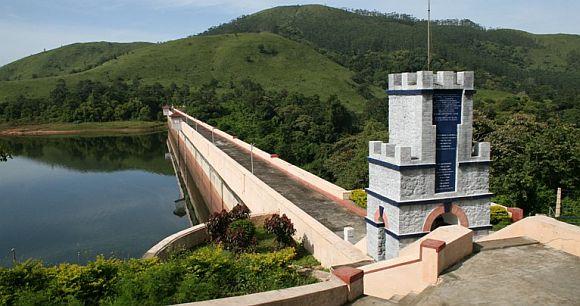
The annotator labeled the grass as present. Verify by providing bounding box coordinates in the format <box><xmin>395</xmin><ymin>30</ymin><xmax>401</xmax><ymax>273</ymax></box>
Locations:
<box><xmin>254</xmin><ymin>227</ymin><xmax>320</xmax><ymax>268</ymax></box>
<box><xmin>528</xmin><ymin>34</ymin><xmax>580</xmax><ymax>71</ymax></box>
<box><xmin>0</xmin><ymin>42</ymin><xmax>151</xmax><ymax>81</ymax></box>
<box><xmin>0</xmin><ymin>33</ymin><xmax>378</xmax><ymax>112</ymax></box>
<box><xmin>0</xmin><ymin>120</ymin><xmax>166</xmax><ymax>136</ymax></box>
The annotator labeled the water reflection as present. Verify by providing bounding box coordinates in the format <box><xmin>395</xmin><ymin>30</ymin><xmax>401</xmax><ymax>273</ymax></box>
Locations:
<box><xmin>0</xmin><ymin>133</ymin><xmax>195</xmax><ymax>266</ymax></box>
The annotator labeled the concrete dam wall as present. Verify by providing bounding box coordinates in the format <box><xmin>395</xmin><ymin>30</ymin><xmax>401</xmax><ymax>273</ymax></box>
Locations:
<box><xmin>166</xmin><ymin>110</ymin><xmax>370</xmax><ymax>268</ymax></box>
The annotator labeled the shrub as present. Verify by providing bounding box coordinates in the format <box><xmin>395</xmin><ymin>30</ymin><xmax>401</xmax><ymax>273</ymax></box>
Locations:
<box><xmin>264</xmin><ymin>214</ymin><xmax>296</xmax><ymax>247</ymax></box>
<box><xmin>350</xmin><ymin>189</ymin><xmax>367</xmax><ymax>208</ymax></box>
<box><xmin>206</xmin><ymin>210</ymin><xmax>231</xmax><ymax>242</ymax></box>
<box><xmin>230</xmin><ymin>204</ymin><xmax>250</xmax><ymax>221</ymax></box>
<box><xmin>206</xmin><ymin>205</ymin><xmax>251</xmax><ymax>243</ymax></box>
<box><xmin>490</xmin><ymin>205</ymin><xmax>511</xmax><ymax>225</ymax></box>
<box><xmin>224</xmin><ymin>220</ymin><xmax>256</xmax><ymax>252</ymax></box>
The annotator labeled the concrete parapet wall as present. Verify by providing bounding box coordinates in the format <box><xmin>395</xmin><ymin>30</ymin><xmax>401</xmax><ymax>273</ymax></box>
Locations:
<box><xmin>478</xmin><ymin>215</ymin><xmax>580</xmax><ymax>257</ymax></box>
<box><xmin>174</xmin><ymin>109</ymin><xmax>351</xmax><ymax>200</ymax></box>
<box><xmin>361</xmin><ymin>226</ymin><xmax>474</xmax><ymax>300</ymax></box>
<box><xmin>177</xmin><ymin>277</ymin><xmax>348</xmax><ymax>306</ymax></box>
<box><xmin>169</xmin><ymin>111</ymin><xmax>370</xmax><ymax>268</ymax></box>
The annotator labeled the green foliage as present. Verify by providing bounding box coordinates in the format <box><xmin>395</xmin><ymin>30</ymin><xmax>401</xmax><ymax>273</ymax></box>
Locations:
<box><xmin>264</xmin><ymin>214</ymin><xmax>296</xmax><ymax>247</ymax></box>
<box><xmin>0</xmin><ymin>42</ymin><xmax>151</xmax><ymax>81</ymax></box>
<box><xmin>0</xmin><ymin>78</ymin><xmax>169</xmax><ymax>123</ymax></box>
<box><xmin>225</xmin><ymin>220</ymin><xmax>257</xmax><ymax>252</ymax></box>
<box><xmin>204</xmin><ymin>5</ymin><xmax>580</xmax><ymax>125</ymax></box>
<box><xmin>0</xmin><ymin>33</ymin><xmax>374</xmax><ymax>112</ymax></box>
<box><xmin>485</xmin><ymin>115</ymin><xmax>580</xmax><ymax>215</ymax></box>
<box><xmin>492</xmin><ymin>219</ymin><xmax>512</xmax><ymax>231</ymax></box>
<box><xmin>0</xmin><ymin>243</ymin><xmax>317</xmax><ymax>305</ymax></box>
<box><xmin>490</xmin><ymin>205</ymin><xmax>510</xmax><ymax>225</ymax></box>
<box><xmin>350</xmin><ymin>189</ymin><xmax>367</xmax><ymax>209</ymax></box>
<box><xmin>323</xmin><ymin>120</ymin><xmax>388</xmax><ymax>189</ymax></box>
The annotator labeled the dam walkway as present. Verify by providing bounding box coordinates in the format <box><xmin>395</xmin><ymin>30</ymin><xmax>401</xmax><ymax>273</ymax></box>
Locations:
<box><xmin>182</xmin><ymin>116</ymin><xmax>367</xmax><ymax>243</ymax></box>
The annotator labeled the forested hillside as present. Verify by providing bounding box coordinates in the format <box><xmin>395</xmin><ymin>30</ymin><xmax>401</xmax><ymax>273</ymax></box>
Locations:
<box><xmin>0</xmin><ymin>33</ymin><xmax>378</xmax><ymax>111</ymax></box>
<box><xmin>205</xmin><ymin>5</ymin><xmax>580</xmax><ymax>124</ymax></box>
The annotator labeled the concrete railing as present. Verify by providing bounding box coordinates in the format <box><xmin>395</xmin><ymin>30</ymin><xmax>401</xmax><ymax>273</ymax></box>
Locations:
<box><xmin>168</xmin><ymin>112</ymin><xmax>370</xmax><ymax>268</ymax></box>
<box><xmin>360</xmin><ymin>226</ymin><xmax>473</xmax><ymax>300</ymax></box>
<box><xmin>173</xmin><ymin>109</ymin><xmax>351</xmax><ymax>200</ymax></box>
<box><xmin>478</xmin><ymin>215</ymin><xmax>580</xmax><ymax>257</ymax></box>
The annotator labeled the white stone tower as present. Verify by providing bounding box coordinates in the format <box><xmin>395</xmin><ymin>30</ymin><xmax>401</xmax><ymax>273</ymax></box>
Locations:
<box><xmin>366</xmin><ymin>71</ymin><xmax>492</xmax><ymax>260</ymax></box>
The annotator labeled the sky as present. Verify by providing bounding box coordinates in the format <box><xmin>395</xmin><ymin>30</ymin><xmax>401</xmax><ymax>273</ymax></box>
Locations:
<box><xmin>1</xmin><ymin>0</ymin><xmax>579</xmax><ymax>66</ymax></box>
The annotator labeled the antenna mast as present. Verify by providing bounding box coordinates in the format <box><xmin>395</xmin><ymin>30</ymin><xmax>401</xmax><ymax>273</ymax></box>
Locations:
<box><xmin>427</xmin><ymin>0</ymin><xmax>431</xmax><ymax>71</ymax></box>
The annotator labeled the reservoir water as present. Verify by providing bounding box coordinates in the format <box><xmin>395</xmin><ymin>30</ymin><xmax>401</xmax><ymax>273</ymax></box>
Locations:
<box><xmin>0</xmin><ymin>133</ymin><xmax>195</xmax><ymax>266</ymax></box>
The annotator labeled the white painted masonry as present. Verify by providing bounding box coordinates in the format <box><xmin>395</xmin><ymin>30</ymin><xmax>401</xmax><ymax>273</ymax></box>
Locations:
<box><xmin>367</xmin><ymin>71</ymin><xmax>492</xmax><ymax>260</ymax></box>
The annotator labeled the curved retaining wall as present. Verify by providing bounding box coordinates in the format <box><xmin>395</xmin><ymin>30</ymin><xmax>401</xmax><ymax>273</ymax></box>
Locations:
<box><xmin>143</xmin><ymin>213</ymin><xmax>272</xmax><ymax>260</ymax></box>
<box><xmin>168</xmin><ymin>111</ymin><xmax>370</xmax><ymax>268</ymax></box>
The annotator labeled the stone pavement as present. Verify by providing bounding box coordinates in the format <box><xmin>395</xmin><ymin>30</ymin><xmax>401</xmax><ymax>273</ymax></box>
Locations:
<box><xmin>351</xmin><ymin>242</ymin><xmax>580</xmax><ymax>305</ymax></box>
<box><xmin>186</xmin><ymin>120</ymin><xmax>367</xmax><ymax>243</ymax></box>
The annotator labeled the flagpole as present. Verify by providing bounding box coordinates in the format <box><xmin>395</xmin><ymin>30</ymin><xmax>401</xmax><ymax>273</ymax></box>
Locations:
<box><xmin>427</xmin><ymin>0</ymin><xmax>431</xmax><ymax>71</ymax></box>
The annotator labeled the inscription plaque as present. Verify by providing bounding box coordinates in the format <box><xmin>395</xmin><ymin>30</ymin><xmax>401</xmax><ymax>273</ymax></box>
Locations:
<box><xmin>433</xmin><ymin>89</ymin><xmax>462</xmax><ymax>193</ymax></box>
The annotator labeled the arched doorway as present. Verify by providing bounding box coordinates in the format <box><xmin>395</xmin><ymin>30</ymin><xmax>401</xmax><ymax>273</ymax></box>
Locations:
<box><xmin>429</xmin><ymin>212</ymin><xmax>459</xmax><ymax>231</ymax></box>
<box><xmin>423</xmin><ymin>204</ymin><xmax>469</xmax><ymax>232</ymax></box>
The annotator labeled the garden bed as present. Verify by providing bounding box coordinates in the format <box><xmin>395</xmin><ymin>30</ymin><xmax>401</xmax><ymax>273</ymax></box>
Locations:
<box><xmin>0</xmin><ymin>218</ymin><xmax>321</xmax><ymax>305</ymax></box>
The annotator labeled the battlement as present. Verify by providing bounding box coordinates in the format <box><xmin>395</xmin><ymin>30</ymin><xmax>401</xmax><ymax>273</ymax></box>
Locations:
<box><xmin>388</xmin><ymin>71</ymin><xmax>474</xmax><ymax>91</ymax></box>
<box><xmin>369</xmin><ymin>141</ymin><xmax>422</xmax><ymax>166</ymax></box>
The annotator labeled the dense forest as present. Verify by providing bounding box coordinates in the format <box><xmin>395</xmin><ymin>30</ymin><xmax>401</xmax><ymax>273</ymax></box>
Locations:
<box><xmin>205</xmin><ymin>5</ymin><xmax>580</xmax><ymax>125</ymax></box>
<box><xmin>0</xmin><ymin>5</ymin><xmax>578</xmax><ymax>217</ymax></box>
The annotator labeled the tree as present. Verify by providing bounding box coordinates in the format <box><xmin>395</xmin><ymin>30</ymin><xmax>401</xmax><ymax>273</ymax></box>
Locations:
<box><xmin>486</xmin><ymin>114</ymin><xmax>580</xmax><ymax>214</ymax></box>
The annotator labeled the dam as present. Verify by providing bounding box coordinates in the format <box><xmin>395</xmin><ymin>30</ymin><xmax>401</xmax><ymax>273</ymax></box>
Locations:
<box><xmin>164</xmin><ymin>107</ymin><xmax>371</xmax><ymax>267</ymax></box>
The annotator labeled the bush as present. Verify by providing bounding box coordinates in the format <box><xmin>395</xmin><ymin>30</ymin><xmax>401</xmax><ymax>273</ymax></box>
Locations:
<box><xmin>206</xmin><ymin>210</ymin><xmax>231</xmax><ymax>242</ymax></box>
<box><xmin>230</xmin><ymin>204</ymin><xmax>250</xmax><ymax>221</ymax></box>
<box><xmin>350</xmin><ymin>189</ymin><xmax>367</xmax><ymax>208</ymax></box>
<box><xmin>264</xmin><ymin>214</ymin><xmax>296</xmax><ymax>247</ymax></box>
<box><xmin>225</xmin><ymin>220</ymin><xmax>256</xmax><ymax>252</ymax></box>
<box><xmin>0</xmin><ymin>243</ymin><xmax>317</xmax><ymax>305</ymax></box>
<box><xmin>490</xmin><ymin>205</ymin><xmax>511</xmax><ymax>225</ymax></box>
<box><xmin>206</xmin><ymin>205</ymin><xmax>251</xmax><ymax>243</ymax></box>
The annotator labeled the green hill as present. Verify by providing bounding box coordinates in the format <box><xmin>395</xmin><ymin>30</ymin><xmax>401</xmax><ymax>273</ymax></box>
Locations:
<box><xmin>203</xmin><ymin>4</ymin><xmax>580</xmax><ymax>123</ymax></box>
<box><xmin>0</xmin><ymin>42</ymin><xmax>152</xmax><ymax>81</ymax></box>
<box><xmin>0</xmin><ymin>33</ymin><xmax>381</xmax><ymax>111</ymax></box>
<box><xmin>205</xmin><ymin>5</ymin><xmax>580</xmax><ymax>73</ymax></box>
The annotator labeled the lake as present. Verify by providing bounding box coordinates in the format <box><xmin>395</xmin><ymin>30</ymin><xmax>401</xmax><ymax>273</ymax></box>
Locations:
<box><xmin>0</xmin><ymin>133</ymin><xmax>199</xmax><ymax>266</ymax></box>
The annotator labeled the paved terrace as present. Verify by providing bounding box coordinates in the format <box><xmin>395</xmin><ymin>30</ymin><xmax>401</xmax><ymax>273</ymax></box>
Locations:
<box><xmin>352</xmin><ymin>241</ymin><xmax>580</xmax><ymax>305</ymax></box>
<box><xmin>184</xmin><ymin>119</ymin><xmax>367</xmax><ymax>243</ymax></box>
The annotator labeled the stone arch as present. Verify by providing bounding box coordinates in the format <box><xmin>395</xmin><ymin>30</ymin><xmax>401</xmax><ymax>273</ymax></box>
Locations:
<box><xmin>422</xmin><ymin>203</ymin><xmax>469</xmax><ymax>232</ymax></box>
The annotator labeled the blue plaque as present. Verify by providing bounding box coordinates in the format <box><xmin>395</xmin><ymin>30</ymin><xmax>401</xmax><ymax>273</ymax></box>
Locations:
<box><xmin>433</xmin><ymin>89</ymin><xmax>463</xmax><ymax>193</ymax></box>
